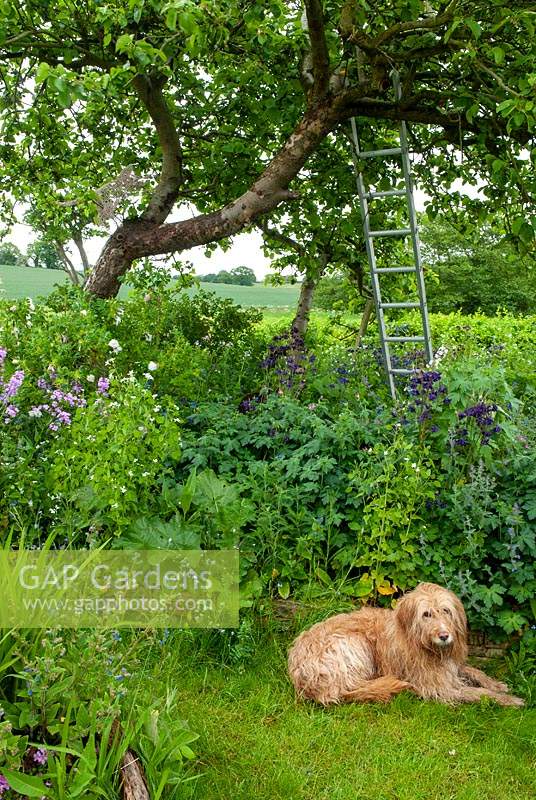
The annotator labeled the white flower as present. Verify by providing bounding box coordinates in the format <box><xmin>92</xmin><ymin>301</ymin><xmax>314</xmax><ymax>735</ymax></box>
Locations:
<box><xmin>80</xmin><ymin>309</ymin><xmax>88</xmax><ymax>317</ymax></box>
<box><xmin>28</xmin><ymin>408</ymin><xmax>42</xmax><ymax>418</ymax></box>
<box><xmin>143</xmin><ymin>373</ymin><xmax>154</xmax><ymax>381</ymax></box>
<box><xmin>147</xmin><ymin>361</ymin><xmax>158</xmax><ymax>371</ymax></box>
<box><xmin>87</xmin><ymin>374</ymin><xmax>95</xmax><ymax>383</ymax></box>
<box><xmin>108</xmin><ymin>338</ymin><xmax>122</xmax><ymax>353</ymax></box>
<box><xmin>145</xmin><ymin>333</ymin><xmax>153</xmax><ymax>342</ymax></box>
<box><xmin>10</xmin><ymin>305</ymin><xmax>17</xmax><ymax>311</ymax></box>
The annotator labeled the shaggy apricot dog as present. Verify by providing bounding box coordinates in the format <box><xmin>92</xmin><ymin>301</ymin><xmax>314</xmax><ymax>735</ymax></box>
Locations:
<box><xmin>288</xmin><ymin>583</ymin><xmax>523</xmax><ymax>706</ymax></box>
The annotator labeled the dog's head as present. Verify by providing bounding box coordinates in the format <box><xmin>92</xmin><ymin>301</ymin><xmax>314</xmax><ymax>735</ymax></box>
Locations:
<box><xmin>395</xmin><ymin>582</ymin><xmax>468</xmax><ymax>662</ymax></box>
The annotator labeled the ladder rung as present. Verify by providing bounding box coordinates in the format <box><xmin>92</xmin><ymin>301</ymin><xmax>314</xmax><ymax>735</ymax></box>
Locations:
<box><xmin>359</xmin><ymin>148</ymin><xmax>402</xmax><ymax>158</ymax></box>
<box><xmin>375</xmin><ymin>267</ymin><xmax>415</xmax><ymax>274</ymax></box>
<box><xmin>370</xmin><ymin>229</ymin><xmax>411</xmax><ymax>238</ymax></box>
<box><xmin>389</xmin><ymin>368</ymin><xmax>416</xmax><ymax>375</ymax></box>
<box><xmin>365</xmin><ymin>189</ymin><xmax>406</xmax><ymax>200</ymax></box>
<box><xmin>380</xmin><ymin>302</ymin><xmax>420</xmax><ymax>309</ymax></box>
<box><xmin>385</xmin><ymin>336</ymin><xmax>425</xmax><ymax>342</ymax></box>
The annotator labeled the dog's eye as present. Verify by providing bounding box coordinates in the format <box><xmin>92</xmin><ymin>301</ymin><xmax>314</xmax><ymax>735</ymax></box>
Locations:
<box><xmin>422</xmin><ymin>611</ymin><xmax>431</xmax><ymax>618</ymax></box>
<box><xmin>443</xmin><ymin>608</ymin><xmax>452</xmax><ymax>615</ymax></box>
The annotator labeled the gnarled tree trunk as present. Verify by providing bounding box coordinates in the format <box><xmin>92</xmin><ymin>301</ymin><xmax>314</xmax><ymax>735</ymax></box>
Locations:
<box><xmin>84</xmin><ymin>102</ymin><xmax>341</xmax><ymax>298</ymax></box>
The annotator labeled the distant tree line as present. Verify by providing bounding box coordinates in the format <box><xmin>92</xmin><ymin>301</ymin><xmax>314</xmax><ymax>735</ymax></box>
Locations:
<box><xmin>200</xmin><ymin>266</ymin><xmax>256</xmax><ymax>286</ymax></box>
<box><xmin>0</xmin><ymin>239</ymin><xmax>64</xmax><ymax>271</ymax></box>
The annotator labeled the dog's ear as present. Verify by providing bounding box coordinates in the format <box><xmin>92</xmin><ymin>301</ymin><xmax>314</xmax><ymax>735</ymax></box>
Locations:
<box><xmin>395</xmin><ymin>593</ymin><xmax>415</xmax><ymax>633</ymax></box>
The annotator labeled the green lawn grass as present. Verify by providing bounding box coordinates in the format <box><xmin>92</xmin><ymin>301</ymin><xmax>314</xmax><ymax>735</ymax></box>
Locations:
<box><xmin>0</xmin><ymin>263</ymin><xmax>300</xmax><ymax>307</ymax></box>
<box><xmin>131</xmin><ymin>633</ymin><xmax>536</xmax><ymax>800</ymax></box>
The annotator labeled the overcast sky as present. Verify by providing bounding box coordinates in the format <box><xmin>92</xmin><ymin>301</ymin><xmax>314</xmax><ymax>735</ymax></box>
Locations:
<box><xmin>6</xmin><ymin>187</ymin><xmax>444</xmax><ymax>280</ymax></box>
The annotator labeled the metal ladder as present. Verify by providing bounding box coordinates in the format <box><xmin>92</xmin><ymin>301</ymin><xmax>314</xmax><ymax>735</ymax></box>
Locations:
<box><xmin>350</xmin><ymin>70</ymin><xmax>433</xmax><ymax>399</ymax></box>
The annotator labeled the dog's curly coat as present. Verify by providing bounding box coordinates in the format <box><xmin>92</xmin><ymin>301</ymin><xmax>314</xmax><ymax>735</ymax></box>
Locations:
<box><xmin>288</xmin><ymin>583</ymin><xmax>523</xmax><ymax>706</ymax></box>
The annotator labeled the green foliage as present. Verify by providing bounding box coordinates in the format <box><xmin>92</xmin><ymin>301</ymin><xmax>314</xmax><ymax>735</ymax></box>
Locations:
<box><xmin>0</xmin><ymin>629</ymin><xmax>198</xmax><ymax>798</ymax></box>
<box><xmin>313</xmin><ymin>275</ymin><xmax>363</xmax><ymax>312</ymax></box>
<box><xmin>201</xmin><ymin>266</ymin><xmax>257</xmax><ymax>286</ymax></box>
<box><xmin>25</xmin><ymin>240</ymin><xmax>63</xmax><ymax>271</ymax></box>
<box><xmin>0</xmin><ymin>242</ymin><xmax>23</xmax><ymax>267</ymax></box>
<box><xmin>0</xmin><ymin>0</ymin><xmax>535</xmax><ymax>292</ymax></box>
<box><xmin>421</xmin><ymin>218</ymin><xmax>536</xmax><ymax>315</ymax></box>
<box><xmin>0</xmin><ymin>286</ymin><xmax>265</xmax><ymax>543</ymax></box>
<box><xmin>1</xmin><ymin>288</ymin><xmax>536</xmax><ymax>637</ymax></box>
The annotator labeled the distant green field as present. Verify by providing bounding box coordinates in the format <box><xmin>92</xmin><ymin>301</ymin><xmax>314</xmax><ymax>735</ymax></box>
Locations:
<box><xmin>188</xmin><ymin>280</ymin><xmax>299</xmax><ymax>308</ymax></box>
<box><xmin>0</xmin><ymin>263</ymin><xmax>71</xmax><ymax>299</ymax></box>
<box><xmin>0</xmin><ymin>263</ymin><xmax>300</xmax><ymax>308</ymax></box>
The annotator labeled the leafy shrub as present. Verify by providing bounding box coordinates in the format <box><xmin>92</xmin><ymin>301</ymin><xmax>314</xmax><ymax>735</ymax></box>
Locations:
<box><xmin>0</xmin><ymin>628</ymin><xmax>197</xmax><ymax>798</ymax></box>
<box><xmin>421</xmin><ymin>219</ymin><xmax>536</xmax><ymax>316</ymax></box>
<box><xmin>178</xmin><ymin>364</ymin><xmax>536</xmax><ymax>638</ymax></box>
<box><xmin>1</xmin><ymin>286</ymin><xmax>535</xmax><ymax>639</ymax></box>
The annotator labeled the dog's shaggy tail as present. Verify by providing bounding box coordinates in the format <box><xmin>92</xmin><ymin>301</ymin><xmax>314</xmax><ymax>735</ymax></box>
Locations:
<box><xmin>339</xmin><ymin>676</ymin><xmax>411</xmax><ymax>704</ymax></box>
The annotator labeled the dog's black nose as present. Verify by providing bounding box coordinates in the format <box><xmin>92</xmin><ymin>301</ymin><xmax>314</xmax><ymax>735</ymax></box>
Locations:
<box><xmin>439</xmin><ymin>633</ymin><xmax>450</xmax><ymax>641</ymax></box>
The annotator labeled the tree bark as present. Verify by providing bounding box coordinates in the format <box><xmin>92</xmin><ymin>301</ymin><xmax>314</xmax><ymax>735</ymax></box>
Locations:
<box><xmin>291</xmin><ymin>276</ymin><xmax>317</xmax><ymax>339</ymax></box>
<box><xmin>290</xmin><ymin>247</ymin><xmax>330</xmax><ymax>339</ymax></box>
<box><xmin>85</xmin><ymin>101</ymin><xmax>341</xmax><ymax>298</ymax></box>
<box><xmin>355</xmin><ymin>296</ymin><xmax>375</xmax><ymax>349</ymax></box>
<box><xmin>73</xmin><ymin>233</ymin><xmax>90</xmax><ymax>276</ymax></box>
<box><xmin>54</xmin><ymin>241</ymin><xmax>80</xmax><ymax>286</ymax></box>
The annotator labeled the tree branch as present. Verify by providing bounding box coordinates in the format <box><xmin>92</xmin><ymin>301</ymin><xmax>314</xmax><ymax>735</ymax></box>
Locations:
<box><xmin>257</xmin><ymin>221</ymin><xmax>306</xmax><ymax>255</ymax></box>
<box><xmin>72</xmin><ymin>233</ymin><xmax>90</xmax><ymax>275</ymax></box>
<box><xmin>132</xmin><ymin>75</ymin><xmax>183</xmax><ymax>225</ymax></box>
<box><xmin>474</xmin><ymin>58</ymin><xmax>524</xmax><ymax>99</ymax></box>
<box><xmin>303</xmin><ymin>0</ymin><xmax>330</xmax><ymax>100</ymax></box>
<box><xmin>374</xmin><ymin>1</ymin><xmax>459</xmax><ymax>46</ymax></box>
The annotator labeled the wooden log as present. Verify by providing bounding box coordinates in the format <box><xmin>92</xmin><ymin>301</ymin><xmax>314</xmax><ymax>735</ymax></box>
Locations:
<box><xmin>110</xmin><ymin>720</ymin><xmax>150</xmax><ymax>800</ymax></box>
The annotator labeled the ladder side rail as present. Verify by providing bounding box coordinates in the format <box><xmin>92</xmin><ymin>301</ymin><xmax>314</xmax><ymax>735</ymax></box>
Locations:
<box><xmin>393</xmin><ymin>69</ymin><xmax>434</xmax><ymax>364</ymax></box>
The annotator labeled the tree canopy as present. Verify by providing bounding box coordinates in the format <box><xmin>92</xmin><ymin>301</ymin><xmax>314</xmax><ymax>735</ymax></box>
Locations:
<box><xmin>0</xmin><ymin>241</ymin><xmax>23</xmax><ymax>266</ymax></box>
<box><xmin>201</xmin><ymin>266</ymin><xmax>257</xmax><ymax>285</ymax></box>
<box><xmin>0</xmin><ymin>1</ymin><xmax>535</xmax><ymax>297</ymax></box>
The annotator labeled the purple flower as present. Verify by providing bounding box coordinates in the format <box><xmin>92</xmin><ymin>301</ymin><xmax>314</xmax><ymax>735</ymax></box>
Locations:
<box><xmin>33</xmin><ymin>748</ymin><xmax>48</xmax><ymax>766</ymax></box>
<box><xmin>55</xmin><ymin>409</ymin><xmax>72</xmax><ymax>426</ymax></box>
<box><xmin>456</xmin><ymin>401</ymin><xmax>501</xmax><ymax>445</ymax></box>
<box><xmin>4</xmin><ymin>404</ymin><xmax>18</xmax><ymax>421</ymax></box>
<box><xmin>0</xmin><ymin>775</ymin><xmax>9</xmax><ymax>795</ymax></box>
<box><xmin>0</xmin><ymin>347</ymin><xmax>6</xmax><ymax>367</ymax></box>
<box><xmin>0</xmin><ymin>369</ymin><xmax>24</xmax><ymax>402</ymax></box>
<box><xmin>97</xmin><ymin>377</ymin><xmax>110</xmax><ymax>395</ymax></box>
